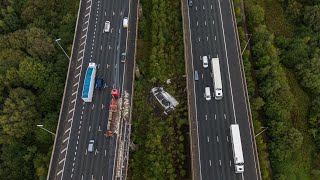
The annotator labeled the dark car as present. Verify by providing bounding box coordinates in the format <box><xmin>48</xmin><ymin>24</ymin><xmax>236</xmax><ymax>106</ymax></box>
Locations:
<box><xmin>95</xmin><ymin>78</ymin><xmax>104</xmax><ymax>89</ymax></box>
<box><xmin>188</xmin><ymin>0</ymin><xmax>193</xmax><ymax>7</ymax></box>
<box><xmin>121</xmin><ymin>52</ymin><xmax>126</xmax><ymax>63</ymax></box>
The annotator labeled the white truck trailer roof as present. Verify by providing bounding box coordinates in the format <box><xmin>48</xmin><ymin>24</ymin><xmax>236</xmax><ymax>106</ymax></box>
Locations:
<box><xmin>211</xmin><ymin>58</ymin><xmax>223</xmax><ymax>99</ymax></box>
<box><xmin>81</xmin><ymin>63</ymin><xmax>97</xmax><ymax>102</ymax></box>
<box><xmin>230</xmin><ymin>124</ymin><xmax>244</xmax><ymax>164</ymax></box>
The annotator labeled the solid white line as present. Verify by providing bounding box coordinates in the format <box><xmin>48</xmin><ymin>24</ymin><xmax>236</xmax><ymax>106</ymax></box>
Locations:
<box><xmin>187</xmin><ymin>3</ymin><xmax>203</xmax><ymax>180</ymax></box>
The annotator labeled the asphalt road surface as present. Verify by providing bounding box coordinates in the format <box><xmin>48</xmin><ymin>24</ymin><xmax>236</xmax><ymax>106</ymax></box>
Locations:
<box><xmin>187</xmin><ymin>0</ymin><xmax>260</xmax><ymax>179</ymax></box>
<box><xmin>47</xmin><ymin>0</ymin><xmax>137</xmax><ymax>179</ymax></box>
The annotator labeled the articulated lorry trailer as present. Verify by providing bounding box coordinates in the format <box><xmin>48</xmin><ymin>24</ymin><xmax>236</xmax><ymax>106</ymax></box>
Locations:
<box><xmin>230</xmin><ymin>124</ymin><xmax>244</xmax><ymax>173</ymax></box>
<box><xmin>211</xmin><ymin>58</ymin><xmax>223</xmax><ymax>100</ymax></box>
<box><xmin>81</xmin><ymin>62</ymin><xmax>97</xmax><ymax>102</ymax></box>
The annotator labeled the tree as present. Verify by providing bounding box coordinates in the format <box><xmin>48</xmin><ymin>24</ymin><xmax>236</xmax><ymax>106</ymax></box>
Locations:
<box><xmin>251</xmin><ymin>96</ymin><xmax>265</xmax><ymax>111</ymax></box>
<box><xmin>281</xmin><ymin>37</ymin><xmax>309</xmax><ymax>68</ymax></box>
<box><xmin>25</xmin><ymin>27</ymin><xmax>55</xmax><ymax>60</ymax></box>
<box><xmin>0</xmin><ymin>87</ymin><xmax>38</xmax><ymax>138</ymax></box>
<box><xmin>297</xmin><ymin>53</ymin><xmax>320</xmax><ymax>94</ymax></box>
<box><xmin>0</xmin><ymin>49</ymin><xmax>25</xmax><ymax>74</ymax></box>
<box><xmin>303</xmin><ymin>5</ymin><xmax>320</xmax><ymax>32</ymax></box>
<box><xmin>0</xmin><ymin>141</ymin><xmax>35</xmax><ymax>180</ymax></box>
<box><xmin>18</xmin><ymin>58</ymin><xmax>50</xmax><ymax>89</ymax></box>
<box><xmin>247</xmin><ymin>5</ymin><xmax>265</xmax><ymax>29</ymax></box>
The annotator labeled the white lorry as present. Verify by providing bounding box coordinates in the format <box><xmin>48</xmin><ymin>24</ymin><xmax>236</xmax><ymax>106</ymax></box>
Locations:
<box><xmin>211</xmin><ymin>58</ymin><xmax>223</xmax><ymax>100</ymax></box>
<box><xmin>81</xmin><ymin>63</ymin><xmax>97</xmax><ymax>102</ymax></box>
<box><xmin>230</xmin><ymin>124</ymin><xmax>244</xmax><ymax>173</ymax></box>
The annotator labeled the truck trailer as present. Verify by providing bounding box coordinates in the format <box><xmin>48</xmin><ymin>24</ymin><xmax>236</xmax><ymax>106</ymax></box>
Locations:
<box><xmin>81</xmin><ymin>63</ymin><xmax>97</xmax><ymax>102</ymax></box>
<box><xmin>230</xmin><ymin>124</ymin><xmax>244</xmax><ymax>173</ymax></box>
<box><xmin>211</xmin><ymin>58</ymin><xmax>223</xmax><ymax>100</ymax></box>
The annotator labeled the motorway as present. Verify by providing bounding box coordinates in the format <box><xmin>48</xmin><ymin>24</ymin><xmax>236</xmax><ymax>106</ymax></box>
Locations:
<box><xmin>187</xmin><ymin>0</ymin><xmax>260</xmax><ymax>180</ymax></box>
<box><xmin>47</xmin><ymin>0</ymin><xmax>138</xmax><ymax>179</ymax></box>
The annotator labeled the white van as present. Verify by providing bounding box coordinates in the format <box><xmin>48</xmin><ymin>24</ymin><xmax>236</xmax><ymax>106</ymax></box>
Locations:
<box><xmin>123</xmin><ymin>17</ymin><xmax>128</xmax><ymax>28</ymax></box>
<box><xmin>205</xmin><ymin>87</ymin><xmax>211</xmax><ymax>101</ymax></box>
<box><xmin>203</xmin><ymin>56</ymin><xmax>208</xmax><ymax>68</ymax></box>
<box><xmin>104</xmin><ymin>21</ymin><xmax>110</xmax><ymax>33</ymax></box>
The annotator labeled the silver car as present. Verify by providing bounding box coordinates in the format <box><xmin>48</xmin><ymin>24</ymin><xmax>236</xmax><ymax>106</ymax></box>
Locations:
<box><xmin>194</xmin><ymin>70</ymin><xmax>199</xmax><ymax>81</ymax></box>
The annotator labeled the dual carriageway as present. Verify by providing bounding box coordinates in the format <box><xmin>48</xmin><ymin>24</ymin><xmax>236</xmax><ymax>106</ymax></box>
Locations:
<box><xmin>47</xmin><ymin>0</ymin><xmax>261</xmax><ymax>179</ymax></box>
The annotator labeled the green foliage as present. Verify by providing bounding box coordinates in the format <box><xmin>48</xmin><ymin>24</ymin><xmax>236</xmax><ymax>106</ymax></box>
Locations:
<box><xmin>18</xmin><ymin>58</ymin><xmax>50</xmax><ymax>89</ymax></box>
<box><xmin>0</xmin><ymin>0</ymin><xmax>78</xmax><ymax>179</ymax></box>
<box><xmin>129</xmin><ymin>0</ymin><xmax>188</xmax><ymax>179</ymax></box>
<box><xmin>242</xmin><ymin>0</ymin><xmax>316</xmax><ymax>178</ymax></box>
<box><xmin>0</xmin><ymin>87</ymin><xmax>37</xmax><ymax>138</ymax></box>
<box><xmin>246</xmin><ymin>5</ymin><xmax>265</xmax><ymax>30</ymax></box>
<box><xmin>296</xmin><ymin>52</ymin><xmax>320</xmax><ymax>94</ymax></box>
<box><xmin>279</xmin><ymin>37</ymin><xmax>310</xmax><ymax>68</ymax></box>
<box><xmin>303</xmin><ymin>5</ymin><xmax>320</xmax><ymax>32</ymax></box>
<box><xmin>0</xmin><ymin>141</ymin><xmax>35</xmax><ymax>180</ymax></box>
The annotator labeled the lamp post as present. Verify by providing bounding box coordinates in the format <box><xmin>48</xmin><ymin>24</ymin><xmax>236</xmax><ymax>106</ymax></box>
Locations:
<box><xmin>255</xmin><ymin>126</ymin><xmax>268</xmax><ymax>138</ymax></box>
<box><xmin>241</xmin><ymin>34</ymin><xmax>252</xmax><ymax>55</ymax></box>
<box><xmin>55</xmin><ymin>38</ymin><xmax>70</xmax><ymax>60</ymax></box>
<box><xmin>37</xmin><ymin>124</ymin><xmax>55</xmax><ymax>136</ymax></box>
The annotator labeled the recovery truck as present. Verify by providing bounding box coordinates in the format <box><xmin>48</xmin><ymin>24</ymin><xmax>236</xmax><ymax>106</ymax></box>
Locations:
<box><xmin>105</xmin><ymin>89</ymin><xmax>119</xmax><ymax>137</ymax></box>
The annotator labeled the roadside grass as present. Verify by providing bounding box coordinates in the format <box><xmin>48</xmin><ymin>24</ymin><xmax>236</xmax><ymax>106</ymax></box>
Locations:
<box><xmin>283</xmin><ymin>69</ymin><xmax>313</xmax><ymax>180</ymax></box>
<box><xmin>245</xmin><ymin>0</ymin><xmax>294</xmax><ymax>37</ymax></box>
<box><xmin>260</xmin><ymin>0</ymin><xmax>294</xmax><ymax>37</ymax></box>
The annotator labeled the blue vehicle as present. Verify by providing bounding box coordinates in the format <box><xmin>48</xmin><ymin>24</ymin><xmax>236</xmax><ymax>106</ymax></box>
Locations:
<box><xmin>82</xmin><ymin>63</ymin><xmax>97</xmax><ymax>102</ymax></box>
<box><xmin>95</xmin><ymin>78</ymin><xmax>104</xmax><ymax>89</ymax></box>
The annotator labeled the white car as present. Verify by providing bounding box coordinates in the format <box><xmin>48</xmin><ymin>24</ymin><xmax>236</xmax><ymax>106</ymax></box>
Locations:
<box><xmin>123</xmin><ymin>17</ymin><xmax>128</xmax><ymax>28</ymax></box>
<box><xmin>203</xmin><ymin>56</ymin><xmax>208</xmax><ymax>68</ymax></box>
<box><xmin>88</xmin><ymin>140</ymin><xmax>95</xmax><ymax>152</ymax></box>
<box><xmin>104</xmin><ymin>21</ymin><xmax>110</xmax><ymax>32</ymax></box>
